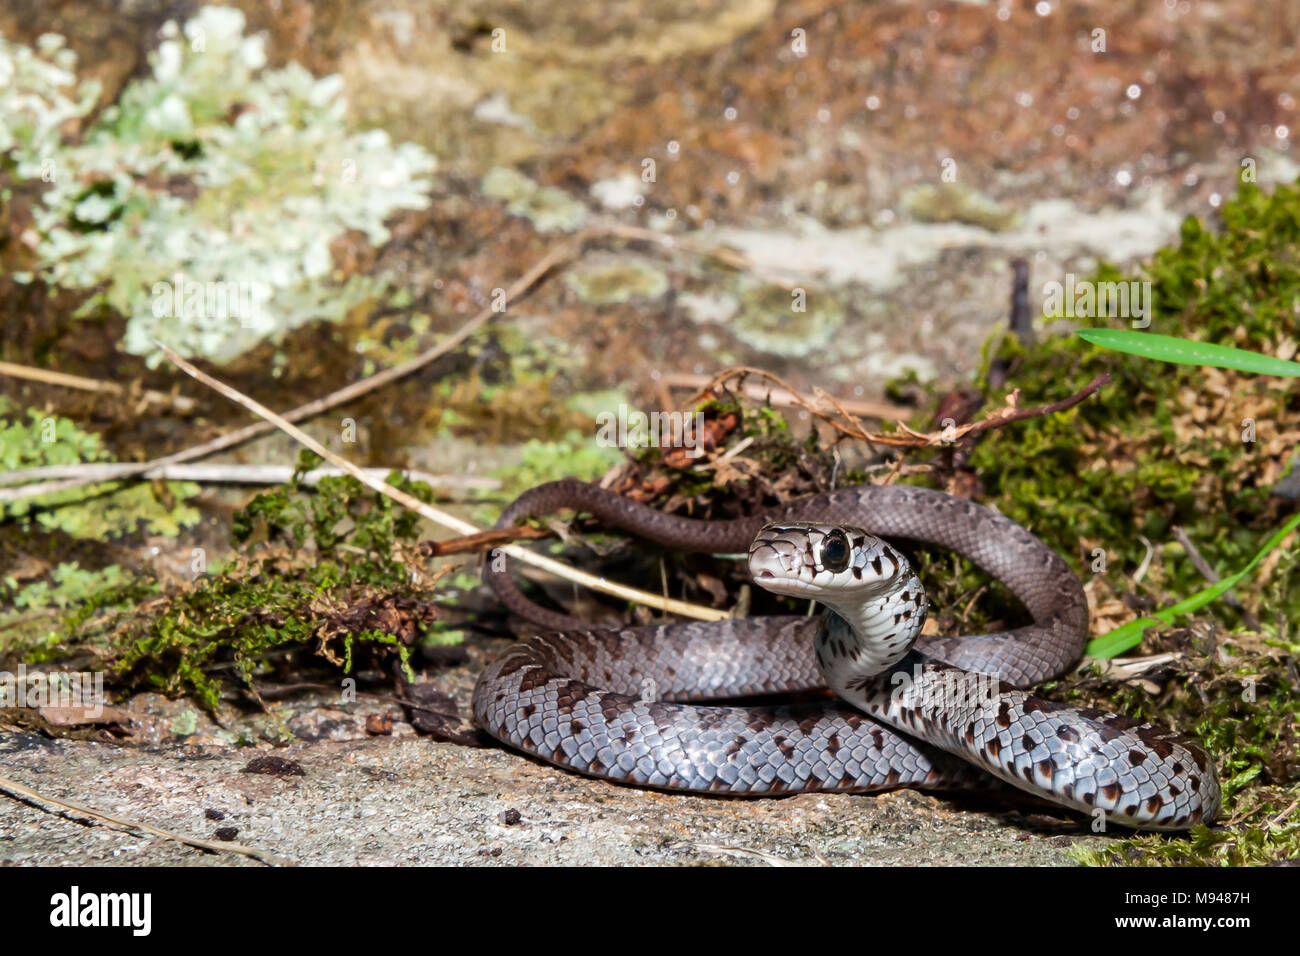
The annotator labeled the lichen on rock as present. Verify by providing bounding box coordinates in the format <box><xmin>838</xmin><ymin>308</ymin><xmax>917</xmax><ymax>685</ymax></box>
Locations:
<box><xmin>482</xmin><ymin>165</ymin><xmax>588</xmax><ymax>232</ymax></box>
<box><xmin>0</xmin><ymin>397</ymin><xmax>199</xmax><ymax>539</ymax></box>
<box><xmin>1</xmin><ymin>5</ymin><xmax>437</xmax><ymax>367</ymax></box>
<box><xmin>564</xmin><ymin>258</ymin><xmax>669</xmax><ymax>305</ymax></box>
<box><xmin>728</xmin><ymin>279</ymin><xmax>845</xmax><ymax>357</ymax></box>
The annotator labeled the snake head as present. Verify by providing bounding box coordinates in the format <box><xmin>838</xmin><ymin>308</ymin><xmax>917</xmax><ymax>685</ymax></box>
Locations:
<box><xmin>748</xmin><ymin>523</ymin><xmax>912</xmax><ymax>602</ymax></box>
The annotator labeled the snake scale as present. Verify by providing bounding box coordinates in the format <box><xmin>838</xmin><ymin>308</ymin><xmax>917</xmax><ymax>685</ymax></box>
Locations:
<box><xmin>474</xmin><ymin>479</ymin><xmax>1220</xmax><ymax>830</ymax></box>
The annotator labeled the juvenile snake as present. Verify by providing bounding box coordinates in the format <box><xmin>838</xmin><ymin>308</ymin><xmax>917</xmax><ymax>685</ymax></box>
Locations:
<box><xmin>474</xmin><ymin>479</ymin><xmax>1219</xmax><ymax>830</ymax></box>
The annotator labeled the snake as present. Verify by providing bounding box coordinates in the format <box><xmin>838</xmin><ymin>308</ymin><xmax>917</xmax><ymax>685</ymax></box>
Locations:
<box><xmin>473</xmin><ymin>479</ymin><xmax>1220</xmax><ymax>830</ymax></box>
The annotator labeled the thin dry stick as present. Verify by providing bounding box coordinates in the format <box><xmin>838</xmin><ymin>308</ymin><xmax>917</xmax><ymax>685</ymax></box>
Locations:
<box><xmin>422</xmin><ymin>523</ymin><xmax>552</xmax><ymax>556</ymax></box>
<box><xmin>155</xmin><ymin>342</ymin><xmax>729</xmax><ymax>622</ymax></box>
<box><xmin>659</xmin><ymin>371</ymin><xmax>909</xmax><ymax>420</ymax></box>
<box><xmin>0</xmin><ymin>232</ymin><xmax>591</xmax><ymax>507</ymax></box>
<box><xmin>688</xmin><ymin>365</ymin><xmax>899</xmax><ymax>447</ymax></box>
<box><xmin>0</xmin><ymin>462</ymin><xmax>499</xmax><ymax>491</ymax></box>
<box><xmin>0</xmin><ymin>359</ymin><xmax>197</xmax><ymax>413</ymax></box>
<box><xmin>0</xmin><ymin>773</ymin><xmax>292</xmax><ymax>866</ymax></box>
<box><xmin>689</xmin><ymin>366</ymin><xmax>1111</xmax><ymax>448</ymax></box>
<box><xmin>1269</xmin><ymin>796</ymin><xmax>1300</xmax><ymax>828</ymax></box>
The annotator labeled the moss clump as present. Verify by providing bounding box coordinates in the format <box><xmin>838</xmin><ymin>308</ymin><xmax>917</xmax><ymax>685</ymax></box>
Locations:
<box><xmin>966</xmin><ymin>181</ymin><xmax>1300</xmax><ymax>624</ymax></box>
<box><xmin>3</xmin><ymin>561</ymin><xmax>133</xmax><ymax>612</ymax></box>
<box><xmin>50</xmin><ymin>452</ymin><xmax>449</xmax><ymax>710</ymax></box>
<box><xmin>955</xmin><ymin>180</ymin><xmax>1300</xmax><ymax>864</ymax></box>
<box><xmin>0</xmin><ymin>562</ymin><xmax>147</xmax><ymax>664</ymax></box>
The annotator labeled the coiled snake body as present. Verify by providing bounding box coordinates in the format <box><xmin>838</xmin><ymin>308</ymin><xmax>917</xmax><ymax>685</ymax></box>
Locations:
<box><xmin>474</xmin><ymin>479</ymin><xmax>1219</xmax><ymax>830</ymax></box>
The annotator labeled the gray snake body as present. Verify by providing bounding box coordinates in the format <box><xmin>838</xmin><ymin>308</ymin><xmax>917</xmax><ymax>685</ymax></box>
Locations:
<box><xmin>474</xmin><ymin>479</ymin><xmax>1219</xmax><ymax>830</ymax></box>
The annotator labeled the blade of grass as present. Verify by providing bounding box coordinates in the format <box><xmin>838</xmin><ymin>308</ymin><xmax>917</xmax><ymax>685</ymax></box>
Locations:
<box><xmin>1087</xmin><ymin>511</ymin><xmax>1300</xmax><ymax>658</ymax></box>
<box><xmin>1075</xmin><ymin>329</ymin><xmax>1300</xmax><ymax>377</ymax></box>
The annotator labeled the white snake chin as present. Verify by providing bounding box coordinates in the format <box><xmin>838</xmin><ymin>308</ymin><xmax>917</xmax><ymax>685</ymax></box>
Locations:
<box><xmin>476</xmin><ymin>480</ymin><xmax>1221</xmax><ymax>831</ymax></box>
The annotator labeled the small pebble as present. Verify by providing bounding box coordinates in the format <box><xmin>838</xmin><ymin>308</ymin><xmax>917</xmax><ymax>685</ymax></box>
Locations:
<box><xmin>241</xmin><ymin>755</ymin><xmax>306</xmax><ymax>777</ymax></box>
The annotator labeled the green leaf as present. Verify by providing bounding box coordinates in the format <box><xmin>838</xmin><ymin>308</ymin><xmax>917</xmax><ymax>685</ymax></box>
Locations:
<box><xmin>1075</xmin><ymin>329</ymin><xmax>1300</xmax><ymax>376</ymax></box>
<box><xmin>1087</xmin><ymin>510</ymin><xmax>1300</xmax><ymax>658</ymax></box>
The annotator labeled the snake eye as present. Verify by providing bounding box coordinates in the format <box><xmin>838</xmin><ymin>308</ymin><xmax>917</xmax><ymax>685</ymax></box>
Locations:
<box><xmin>820</xmin><ymin>531</ymin><xmax>850</xmax><ymax>572</ymax></box>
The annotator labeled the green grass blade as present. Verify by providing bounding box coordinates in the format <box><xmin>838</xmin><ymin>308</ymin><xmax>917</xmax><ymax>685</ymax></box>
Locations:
<box><xmin>1086</xmin><ymin>510</ymin><xmax>1300</xmax><ymax>658</ymax></box>
<box><xmin>1075</xmin><ymin>329</ymin><xmax>1300</xmax><ymax>377</ymax></box>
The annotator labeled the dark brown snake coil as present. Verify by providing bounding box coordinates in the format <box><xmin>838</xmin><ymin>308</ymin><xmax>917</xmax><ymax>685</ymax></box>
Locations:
<box><xmin>474</xmin><ymin>479</ymin><xmax>1220</xmax><ymax>830</ymax></box>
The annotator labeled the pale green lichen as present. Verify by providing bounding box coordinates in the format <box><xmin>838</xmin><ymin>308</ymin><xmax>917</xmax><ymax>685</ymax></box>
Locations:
<box><xmin>564</xmin><ymin>259</ymin><xmax>670</xmax><ymax>304</ymax></box>
<box><xmin>0</xmin><ymin>31</ymin><xmax>101</xmax><ymax>160</ymax></box>
<box><xmin>0</xmin><ymin>560</ymin><xmax>147</xmax><ymax>664</ymax></box>
<box><xmin>482</xmin><ymin>165</ymin><xmax>588</xmax><ymax>232</ymax></box>
<box><xmin>0</xmin><ymin>396</ymin><xmax>199</xmax><ymax>538</ymax></box>
<box><xmin>3</xmin><ymin>562</ymin><xmax>133</xmax><ymax>611</ymax></box>
<box><xmin>901</xmin><ymin>182</ymin><xmax>1022</xmax><ymax>232</ymax></box>
<box><xmin>729</xmin><ymin>280</ymin><xmax>845</xmax><ymax>357</ymax></box>
<box><xmin>1</xmin><ymin>6</ymin><xmax>436</xmax><ymax>366</ymax></box>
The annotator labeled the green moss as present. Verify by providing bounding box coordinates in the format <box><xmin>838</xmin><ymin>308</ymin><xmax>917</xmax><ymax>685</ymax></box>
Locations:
<box><xmin>961</xmin><ymin>181</ymin><xmax>1300</xmax><ymax>624</ymax></box>
<box><xmin>0</xmin><ymin>562</ymin><xmax>147</xmax><ymax>663</ymax></box>
<box><xmin>35</xmin><ymin>451</ymin><xmax>450</xmax><ymax>710</ymax></box>
<box><xmin>945</xmin><ymin>179</ymin><xmax>1300</xmax><ymax>864</ymax></box>
<box><xmin>0</xmin><ymin>396</ymin><xmax>200</xmax><ymax>538</ymax></box>
<box><xmin>4</xmin><ymin>561</ymin><xmax>133</xmax><ymax>611</ymax></box>
<box><xmin>1070</xmin><ymin>821</ymin><xmax>1300</xmax><ymax>866</ymax></box>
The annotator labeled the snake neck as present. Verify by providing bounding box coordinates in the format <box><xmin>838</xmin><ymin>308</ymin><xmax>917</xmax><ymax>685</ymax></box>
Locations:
<box><xmin>814</xmin><ymin>571</ymin><xmax>928</xmax><ymax>696</ymax></box>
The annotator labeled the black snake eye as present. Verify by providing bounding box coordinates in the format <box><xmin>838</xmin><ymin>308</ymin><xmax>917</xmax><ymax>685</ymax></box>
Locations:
<box><xmin>820</xmin><ymin>532</ymin><xmax>850</xmax><ymax>572</ymax></box>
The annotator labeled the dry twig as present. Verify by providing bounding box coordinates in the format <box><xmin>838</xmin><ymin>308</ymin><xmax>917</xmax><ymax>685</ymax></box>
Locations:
<box><xmin>686</xmin><ymin>366</ymin><xmax>1111</xmax><ymax>449</ymax></box>
<box><xmin>660</xmin><ymin>371</ymin><xmax>909</xmax><ymax>420</ymax></box>
<box><xmin>0</xmin><ymin>462</ymin><xmax>497</xmax><ymax>492</ymax></box>
<box><xmin>0</xmin><ymin>359</ymin><xmax>197</xmax><ymax>413</ymax></box>
<box><xmin>0</xmin><ymin>773</ymin><xmax>292</xmax><ymax>866</ymax></box>
<box><xmin>155</xmin><ymin>342</ymin><xmax>729</xmax><ymax>623</ymax></box>
<box><xmin>0</xmin><ymin>232</ymin><xmax>590</xmax><ymax>506</ymax></box>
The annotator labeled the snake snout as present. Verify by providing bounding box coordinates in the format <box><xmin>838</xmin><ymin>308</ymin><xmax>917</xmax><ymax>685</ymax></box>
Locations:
<box><xmin>748</xmin><ymin>523</ymin><xmax>827</xmax><ymax>596</ymax></box>
<box><xmin>748</xmin><ymin>536</ymin><xmax>799</xmax><ymax>589</ymax></box>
